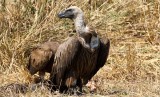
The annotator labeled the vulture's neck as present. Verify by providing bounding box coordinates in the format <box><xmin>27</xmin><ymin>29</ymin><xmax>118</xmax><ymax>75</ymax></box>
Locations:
<box><xmin>73</xmin><ymin>14</ymin><xmax>89</xmax><ymax>34</ymax></box>
<box><xmin>73</xmin><ymin>14</ymin><xmax>100</xmax><ymax>51</ymax></box>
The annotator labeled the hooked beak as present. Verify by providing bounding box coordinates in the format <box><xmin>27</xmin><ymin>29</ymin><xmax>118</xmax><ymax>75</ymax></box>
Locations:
<box><xmin>57</xmin><ymin>11</ymin><xmax>66</xmax><ymax>18</ymax></box>
<box><xmin>57</xmin><ymin>10</ymin><xmax>74</xmax><ymax>19</ymax></box>
<box><xmin>27</xmin><ymin>64</ymin><xmax>37</xmax><ymax>75</ymax></box>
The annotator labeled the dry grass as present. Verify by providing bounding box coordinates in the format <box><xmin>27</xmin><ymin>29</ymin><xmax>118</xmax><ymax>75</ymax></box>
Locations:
<box><xmin>0</xmin><ymin>0</ymin><xmax>160</xmax><ymax>96</ymax></box>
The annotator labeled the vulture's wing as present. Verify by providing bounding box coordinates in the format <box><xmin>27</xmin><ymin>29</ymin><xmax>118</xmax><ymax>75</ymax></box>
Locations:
<box><xmin>89</xmin><ymin>38</ymin><xmax>110</xmax><ymax>80</ymax></box>
<box><xmin>50</xmin><ymin>37</ymin><xmax>81</xmax><ymax>82</ymax></box>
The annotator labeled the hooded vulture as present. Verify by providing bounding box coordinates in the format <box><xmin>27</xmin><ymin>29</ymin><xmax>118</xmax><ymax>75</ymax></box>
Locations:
<box><xmin>27</xmin><ymin>41</ymin><xmax>59</xmax><ymax>82</ymax></box>
<box><xmin>50</xmin><ymin>6</ymin><xmax>110</xmax><ymax>93</ymax></box>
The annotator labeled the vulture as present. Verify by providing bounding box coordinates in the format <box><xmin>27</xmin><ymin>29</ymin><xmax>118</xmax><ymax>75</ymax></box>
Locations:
<box><xmin>50</xmin><ymin>6</ymin><xmax>110</xmax><ymax>93</ymax></box>
<box><xmin>27</xmin><ymin>41</ymin><xmax>59</xmax><ymax>82</ymax></box>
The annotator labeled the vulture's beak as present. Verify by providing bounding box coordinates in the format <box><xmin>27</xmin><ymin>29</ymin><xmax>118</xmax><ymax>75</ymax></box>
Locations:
<box><xmin>58</xmin><ymin>10</ymin><xmax>74</xmax><ymax>19</ymax></box>
<box><xmin>58</xmin><ymin>11</ymin><xmax>66</xmax><ymax>18</ymax></box>
<box><xmin>27</xmin><ymin>65</ymin><xmax>38</xmax><ymax>75</ymax></box>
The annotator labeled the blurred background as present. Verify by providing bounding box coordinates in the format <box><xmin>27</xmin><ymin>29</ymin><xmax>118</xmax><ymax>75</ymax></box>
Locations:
<box><xmin>0</xmin><ymin>0</ymin><xmax>160</xmax><ymax>96</ymax></box>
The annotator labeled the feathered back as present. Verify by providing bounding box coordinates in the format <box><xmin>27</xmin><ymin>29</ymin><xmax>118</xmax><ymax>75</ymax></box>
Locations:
<box><xmin>27</xmin><ymin>41</ymin><xmax>59</xmax><ymax>75</ymax></box>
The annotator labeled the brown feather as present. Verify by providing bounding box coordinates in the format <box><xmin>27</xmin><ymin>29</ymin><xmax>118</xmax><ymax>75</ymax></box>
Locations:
<box><xmin>27</xmin><ymin>41</ymin><xmax>59</xmax><ymax>81</ymax></box>
<box><xmin>50</xmin><ymin>37</ymin><xmax>81</xmax><ymax>86</ymax></box>
<box><xmin>50</xmin><ymin>35</ymin><xmax>101</xmax><ymax>91</ymax></box>
<box><xmin>50</xmin><ymin>6</ymin><xmax>110</xmax><ymax>93</ymax></box>
<box><xmin>88</xmin><ymin>38</ymin><xmax>110</xmax><ymax>80</ymax></box>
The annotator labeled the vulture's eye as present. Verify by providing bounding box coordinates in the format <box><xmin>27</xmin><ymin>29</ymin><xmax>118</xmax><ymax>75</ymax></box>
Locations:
<box><xmin>66</xmin><ymin>9</ymin><xmax>72</xmax><ymax>12</ymax></box>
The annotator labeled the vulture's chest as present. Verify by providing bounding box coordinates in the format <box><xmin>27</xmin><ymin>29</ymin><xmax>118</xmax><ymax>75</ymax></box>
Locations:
<box><xmin>73</xmin><ymin>48</ymin><xmax>99</xmax><ymax>77</ymax></box>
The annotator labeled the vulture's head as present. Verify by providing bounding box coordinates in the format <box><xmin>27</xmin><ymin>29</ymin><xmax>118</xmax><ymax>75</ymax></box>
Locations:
<box><xmin>27</xmin><ymin>63</ymin><xmax>38</xmax><ymax>75</ymax></box>
<box><xmin>58</xmin><ymin>6</ymin><xmax>84</xmax><ymax>19</ymax></box>
<box><xmin>58</xmin><ymin>6</ymin><xmax>100</xmax><ymax>52</ymax></box>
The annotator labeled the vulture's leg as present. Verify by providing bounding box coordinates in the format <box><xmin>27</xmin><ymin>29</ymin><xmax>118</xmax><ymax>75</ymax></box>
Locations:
<box><xmin>59</xmin><ymin>85</ymin><xmax>68</xmax><ymax>93</ymax></box>
<box><xmin>39</xmin><ymin>71</ymin><xmax>45</xmax><ymax>81</ymax></box>
<box><xmin>77</xmin><ymin>78</ymin><xmax>83</xmax><ymax>93</ymax></box>
<box><xmin>66</xmin><ymin>78</ymin><xmax>83</xmax><ymax>95</ymax></box>
<box><xmin>65</xmin><ymin>77</ymin><xmax>77</xmax><ymax>88</ymax></box>
<box><xmin>65</xmin><ymin>71</ymin><xmax>79</xmax><ymax>95</ymax></box>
